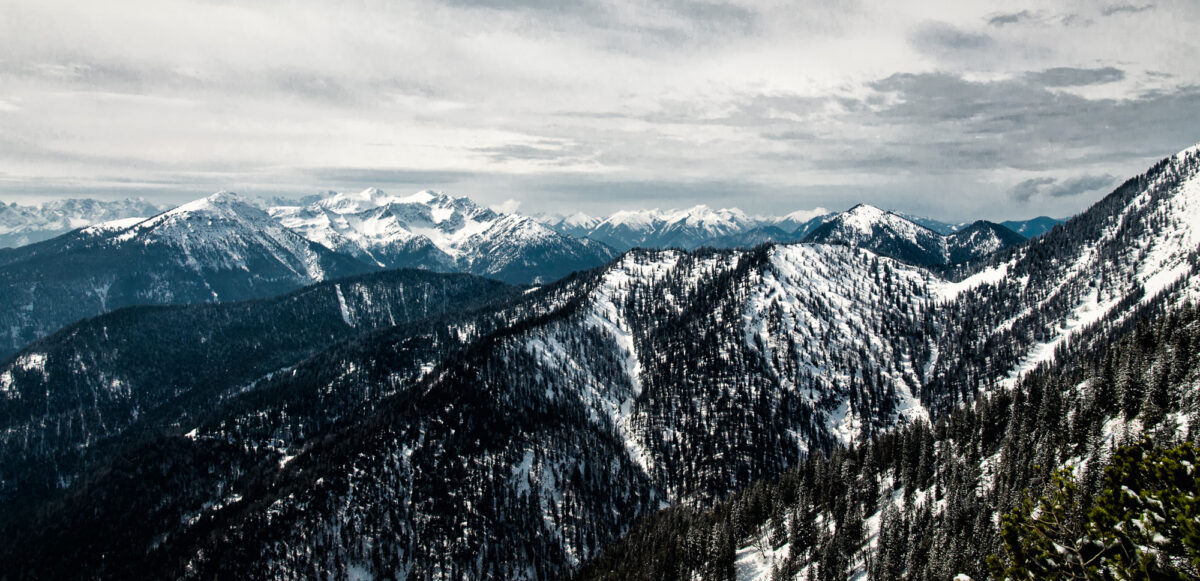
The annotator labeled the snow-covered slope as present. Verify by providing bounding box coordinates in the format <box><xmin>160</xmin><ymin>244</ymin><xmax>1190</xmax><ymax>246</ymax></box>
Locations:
<box><xmin>0</xmin><ymin>192</ymin><xmax>373</xmax><ymax>358</ymax></box>
<box><xmin>569</xmin><ymin>205</ymin><xmax>760</xmax><ymax>251</ymax></box>
<box><xmin>539</xmin><ymin>211</ymin><xmax>602</xmax><ymax>238</ymax></box>
<box><xmin>272</xmin><ymin>189</ymin><xmax>615</xmax><ymax>283</ymax></box>
<box><xmin>928</xmin><ymin>144</ymin><xmax>1200</xmax><ymax>405</ymax></box>
<box><xmin>803</xmin><ymin>204</ymin><xmax>952</xmax><ymax>265</ymax></box>
<box><xmin>803</xmin><ymin>205</ymin><xmax>1024</xmax><ymax>266</ymax></box>
<box><xmin>0</xmin><ymin>198</ymin><xmax>166</xmax><ymax>248</ymax></box>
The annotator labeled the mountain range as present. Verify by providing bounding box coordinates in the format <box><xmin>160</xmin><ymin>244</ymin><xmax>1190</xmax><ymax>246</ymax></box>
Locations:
<box><xmin>0</xmin><ymin>193</ymin><xmax>374</xmax><ymax>359</ymax></box>
<box><xmin>270</xmin><ymin>189</ymin><xmax>616</xmax><ymax>284</ymax></box>
<box><xmin>0</xmin><ymin>197</ymin><xmax>166</xmax><ymax>248</ymax></box>
<box><xmin>539</xmin><ymin>206</ymin><xmax>1061</xmax><ymax>251</ymax></box>
<box><xmin>0</xmin><ymin>143</ymin><xmax>1195</xmax><ymax>578</ymax></box>
<box><xmin>0</xmin><ymin>190</ymin><xmax>1044</xmax><ymax>361</ymax></box>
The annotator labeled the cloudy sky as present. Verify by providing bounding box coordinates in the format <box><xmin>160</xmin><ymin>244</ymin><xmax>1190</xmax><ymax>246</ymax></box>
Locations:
<box><xmin>1</xmin><ymin>0</ymin><xmax>1198</xmax><ymax>220</ymax></box>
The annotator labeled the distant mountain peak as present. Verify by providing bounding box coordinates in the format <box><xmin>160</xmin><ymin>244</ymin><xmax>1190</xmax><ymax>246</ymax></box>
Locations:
<box><xmin>838</xmin><ymin>203</ymin><xmax>893</xmax><ymax>230</ymax></box>
<box><xmin>136</xmin><ymin>190</ymin><xmax>265</xmax><ymax>233</ymax></box>
<box><xmin>804</xmin><ymin>204</ymin><xmax>1018</xmax><ymax>266</ymax></box>
<box><xmin>0</xmin><ymin>197</ymin><xmax>168</xmax><ymax>248</ymax></box>
<box><xmin>270</xmin><ymin>189</ymin><xmax>614</xmax><ymax>283</ymax></box>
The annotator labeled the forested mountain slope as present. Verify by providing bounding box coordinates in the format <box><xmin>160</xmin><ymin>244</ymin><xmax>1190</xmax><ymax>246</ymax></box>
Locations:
<box><xmin>2</xmin><ymin>242</ymin><xmax>949</xmax><ymax>579</ymax></box>
<box><xmin>0</xmin><ymin>192</ymin><xmax>375</xmax><ymax>358</ymax></box>
<box><xmin>0</xmin><ymin>269</ymin><xmax>518</xmax><ymax>522</ymax></box>
<box><xmin>576</xmin><ymin>287</ymin><xmax>1200</xmax><ymax>581</ymax></box>
<box><xmin>926</xmin><ymin>145</ymin><xmax>1200</xmax><ymax>412</ymax></box>
<box><xmin>572</xmin><ymin>145</ymin><xmax>1200</xmax><ymax>581</ymax></box>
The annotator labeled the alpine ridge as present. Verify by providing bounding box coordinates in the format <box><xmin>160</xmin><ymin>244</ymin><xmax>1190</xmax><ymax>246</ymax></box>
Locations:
<box><xmin>0</xmin><ymin>197</ymin><xmax>166</xmax><ymax>248</ymax></box>
<box><xmin>802</xmin><ymin>204</ymin><xmax>1026</xmax><ymax>266</ymax></box>
<box><xmin>543</xmin><ymin>206</ymin><xmax>832</xmax><ymax>251</ymax></box>
<box><xmin>0</xmin><ymin>192</ymin><xmax>375</xmax><ymax>358</ymax></box>
<box><xmin>271</xmin><ymin>189</ymin><xmax>617</xmax><ymax>284</ymax></box>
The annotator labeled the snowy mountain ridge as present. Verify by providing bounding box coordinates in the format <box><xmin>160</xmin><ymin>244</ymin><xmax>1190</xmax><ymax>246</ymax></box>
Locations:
<box><xmin>542</xmin><ymin>203</ymin><xmax>1055</xmax><ymax>253</ymax></box>
<box><xmin>0</xmin><ymin>192</ymin><xmax>373</xmax><ymax>358</ymax></box>
<box><xmin>270</xmin><ymin>188</ymin><xmax>615</xmax><ymax>283</ymax></box>
<box><xmin>921</xmin><ymin>143</ymin><xmax>1200</xmax><ymax>409</ymax></box>
<box><xmin>0</xmin><ymin>197</ymin><xmax>166</xmax><ymax>248</ymax></box>
<box><xmin>802</xmin><ymin>204</ymin><xmax>1025</xmax><ymax>266</ymax></box>
<box><xmin>93</xmin><ymin>191</ymin><xmax>340</xmax><ymax>282</ymax></box>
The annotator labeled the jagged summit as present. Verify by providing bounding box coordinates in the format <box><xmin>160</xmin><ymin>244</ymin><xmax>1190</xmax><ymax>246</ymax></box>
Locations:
<box><xmin>270</xmin><ymin>189</ymin><xmax>614</xmax><ymax>283</ymax></box>
<box><xmin>0</xmin><ymin>197</ymin><xmax>166</xmax><ymax>248</ymax></box>
<box><xmin>573</xmin><ymin>205</ymin><xmax>757</xmax><ymax>250</ymax></box>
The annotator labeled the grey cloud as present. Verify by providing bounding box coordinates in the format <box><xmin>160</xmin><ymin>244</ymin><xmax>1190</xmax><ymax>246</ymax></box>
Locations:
<box><xmin>1060</xmin><ymin>13</ymin><xmax>1092</xmax><ymax>26</ymax></box>
<box><xmin>1010</xmin><ymin>175</ymin><xmax>1116</xmax><ymax>202</ymax></box>
<box><xmin>442</xmin><ymin>0</ymin><xmax>576</xmax><ymax>9</ymax></box>
<box><xmin>1102</xmin><ymin>3</ymin><xmax>1155</xmax><ymax>16</ymax></box>
<box><xmin>987</xmin><ymin>10</ymin><xmax>1035</xmax><ymax>27</ymax></box>
<box><xmin>1027</xmin><ymin>67</ymin><xmax>1125</xmax><ymax>87</ymax></box>
<box><xmin>304</xmin><ymin>168</ymin><xmax>478</xmax><ymax>188</ymax></box>
<box><xmin>910</xmin><ymin>21</ymin><xmax>994</xmax><ymax>56</ymax></box>
<box><xmin>761</xmin><ymin>130</ymin><xmax>819</xmax><ymax>142</ymax></box>
<box><xmin>269</xmin><ymin>70</ymin><xmax>356</xmax><ymax>104</ymax></box>
<box><xmin>672</xmin><ymin>1</ymin><xmax>758</xmax><ymax>33</ymax></box>
<box><xmin>1047</xmin><ymin>174</ymin><xmax>1118</xmax><ymax>197</ymax></box>
<box><xmin>862</xmin><ymin>71</ymin><xmax>1200</xmax><ymax>172</ymax></box>
<box><xmin>1010</xmin><ymin>177</ymin><xmax>1055</xmax><ymax>202</ymax></box>
<box><xmin>5</xmin><ymin>56</ymin><xmax>433</xmax><ymax>109</ymax></box>
<box><xmin>472</xmin><ymin>141</ymin><xmax>595</xmax><ymax>165</ymax></box>
<box><xmin>474</xmin><ymin>144</ymin><xmax>566</xmax><ymax>161</ymax></box>
<box><xmin>441</xmin><ymin>0</ymin><xmax>757</xmax><ymax>42</ymax></box>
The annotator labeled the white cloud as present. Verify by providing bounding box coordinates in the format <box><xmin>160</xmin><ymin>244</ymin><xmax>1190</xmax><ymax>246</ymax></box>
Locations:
<box><xmin>0</xmin><ymin>0</ymin><xmax>1197</xmax><ymax>220</ymax></box>
<box><xmin>490</xmin><ymin>198</ymin><xmax>522</xmax><ymax>214</ymax></box>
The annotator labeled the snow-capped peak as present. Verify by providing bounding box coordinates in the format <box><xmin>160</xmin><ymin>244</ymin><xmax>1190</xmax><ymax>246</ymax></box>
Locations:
<box><xmin>803</xmin><ymin>204</ymin><xmax>953</xmax><ymax>266</ymax></box>
<box><xmin>666</xmin><ymin>205</ymin><xmax>752</xmax><ymax>228</ymax></box>
<box><xmin>603</xmin><ymin>209</ymin><xmax>664</xmax><ymax>231</ymax></box>
<box><xmin>0</xmin><ymin>197</ymin><xmax>166</xmax><ymax>248</ymax></box>
<box><xmin>838</xmin><ymin>204</ymin><xmax>891</xmax><ymax>235</ymax></box>
<box><xmin>780</xmin><ymin>208</ymin><xmax>830</xmax><ymax>223</ymax></box>
<box><xmin>268</xmin><ymin>189</ymin><xmax>614</xmax><ymax>282</ymax></box>
<box><xmin>164</xmin><ymin>190</ymin><xmax>241</xmax><ymax>215</ymax></box>
<box><xmin>396</xmin><ymin>189</ymin><xmax>441</xmax><ymax>205</ymax></box>
<box><xmin>134</xmin><ymin>191</ymin><xmax>265</xmax><ymax>233</ymax></box>
<box><xmin>561</xmin><ymin>211</ymin><xmax>598</xmax><ymax>228</ymax></box>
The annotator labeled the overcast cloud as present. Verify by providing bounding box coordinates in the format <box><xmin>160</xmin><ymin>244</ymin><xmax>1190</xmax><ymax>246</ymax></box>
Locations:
<box><xmin>1</xmin><ymin>0</ymin><xmax>1198</xmax><ymax>220</ymax></box>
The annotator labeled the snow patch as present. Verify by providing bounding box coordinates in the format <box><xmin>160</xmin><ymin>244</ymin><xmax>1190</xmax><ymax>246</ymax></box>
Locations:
<box><xmin>335</xmin><ymin>284</ymin><xmax>354</xmax><ymax>326</ymax></box>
